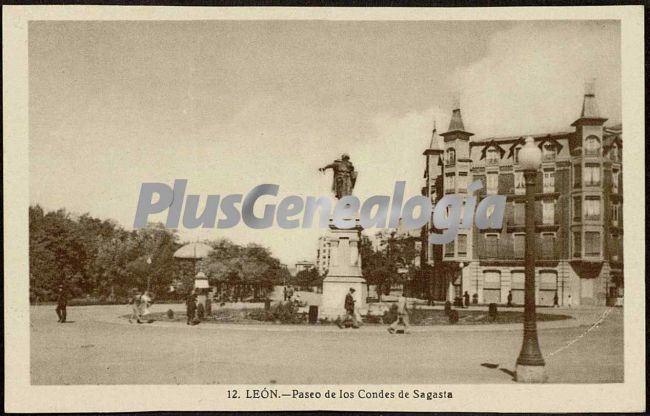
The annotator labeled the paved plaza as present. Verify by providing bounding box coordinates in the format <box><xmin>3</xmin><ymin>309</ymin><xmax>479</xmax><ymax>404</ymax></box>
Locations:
<box><xmin>30</xmin><ymin>303</ymin><xmax>623</xmax><ymax>385</ymax></box>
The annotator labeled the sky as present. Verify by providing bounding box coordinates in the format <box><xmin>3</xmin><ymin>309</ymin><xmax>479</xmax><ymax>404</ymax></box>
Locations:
<box><xmin>29</xmin><ymin>20</ymin><xmax>621</xmax><ymax>266</ymax></box>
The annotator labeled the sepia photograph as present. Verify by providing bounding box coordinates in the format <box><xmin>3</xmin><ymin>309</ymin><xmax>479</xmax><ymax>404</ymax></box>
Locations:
<box><xmin>4</xmin><ymin>5</ymin><xmax>645</xmax><ymax>413</ymax></box>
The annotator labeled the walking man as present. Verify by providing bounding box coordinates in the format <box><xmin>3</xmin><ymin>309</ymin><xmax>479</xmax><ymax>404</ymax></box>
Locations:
<box><xmin>128</xmin><ymin>289</ymin><xmax>143</xmax><ymax>324</ymax></box>
<box><xmin>388</xmin><ymin>293</ymin><xmax>410</xmax><ymax>334</ymax></box>
<box><xmin>463</xmin><ymin>291</ymin><xmax>470</xmax><ymax>308</ymax></box>
<box><xmin>553</xmin><ymin>291</ymin><xmax>560</xmax><ymax>308</ymax></box>
<box><xmin>338</xmin><ymin>288</ymin><xmax>360</xmax><ymax>329</ymax></box>
<box><xmin>55</xmin><ymin>284</ymin><xmax>67</xmax><ymax>323</ymax></box>
<box><xmin>507</xmin><ymin>290</ymin><xmax>513</xmax><ymax>307</ymax></box>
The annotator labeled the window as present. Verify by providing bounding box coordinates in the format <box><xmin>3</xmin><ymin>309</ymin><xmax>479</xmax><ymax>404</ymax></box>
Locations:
<box><xmin>584</xmin><ymin>163</ymin><xmax>601</xmax><ymax>186</ymax></box>
<box><xmin>585</xmin><ymin>232</ymin><xmax>601</xmax><ymax>256</ymax></box>
<box><xmin>584</xmin><ymin>136</ymin><xmax>601</xmax><ymax>156</ymax></box>
<box><xmin>514</xmin><ymin>146</ymin><xmax>521</xmax><ymax>163</ymax></box>
<box><xmin>486</xmin><ymin>147</ymin><xmax>500</xmax><ymax>165</ymax></box>
<box><xmin>573</xmin><ymin>164</ymin><xmax>582</xmax><ymax>188</ymax></box>
<box><xmin>612</xmin><ymin>169</ymin><xmax>619</xmax><ymax>194</ymax></box>
<box><xmin>446</xmin><ymin>148</ymin><xmax>456</xmax><ymax>165</ymax></box>
<box><xmin>611</xmin><ymin>203</ymin><xmax>620</xmax><ymax>226</ymax></box>
<box><xmin>542</xmin><ymin>201</ymin><xmax>555</xmax><ymax>225</ymax></box>
<box><xmin>484</xmin><ymin>234</ymin><xmax>498</xmax><ymax>258</ymax></box>
<box><xmin>542</xmin><ymin>142</ymin><xmax>556</xmax><ymax>161</ymax></box>
<box><xmin>610</xmin><ymin>234</ymin><xmax>620</xmax><ymax>260</ymax></box>
<box><xmin>511</xmin><ymin>271</ymin><xmax>525</xmax><ymax>290</ymax></box>
<box><xmin>513</xmin><ymin>233</ymin><xmax>525</xmax><ymax>259</ymax></box>
<box><xmin>543</xmin><ymin>170</ymin><xmax>555</xmax><ymax>193</ymax></box>
<box><xmin>540</xmin><ymin>271</ymin><xmax>558</xmax><ymax>290</ymax></box>
<box><xmin>444</xmin><ymin>240</ymin><xmax>454</xmax><ymax>257</ymax></box>
<box><xmin>445</xmin><ymin>173</ymin><xmax>455</xmax><ymax>191</ymax></box>
<box><xmin>584</xmin><ymin>197</ymin><xmax>601</xmax><ymax>220</ymax></box>
<box><xmin>514</xmin><ymin>203</ymin><xmax>525</xmax><ymax>225</ymax></box>
<box><xmin>514</xmin><ymin>171</ymin><xmax>525</xmax><ymax>195</ymax></box>
<box><xmin>573</xmin><ymin>231</ymin><xmax>582</xmax><ymax>257</ymax></box>
<box><xmin>610</xmin><ymin>144</ymin><xmax>620</xmax><ymax>162</ymax></box>
<box><xmin>457</xmin><ymin>234</ymin><xmax>467</xmax><ymax>256</ymax></box>
<box><xmin>573</xmin><ymin>196</ymin><xmax>582</xmax><ymax>221</ymax></box>
<box><xmin>458</xmin><ymin>172</ymin><xmax>468</xmax><ymax>191</ymax></box>
<box><xmin>483</xmin><ymin>271</ymin><xmax>501</xmax><ymax>289</ymax></box>
<box><xmin>541</xmin><ymin>233</ymin><xmax>555</xmax><ymax>259</ymax></box>
<box><xmin>486</xmin><ymin>173</ymin><xmax>499</xmax><ymax>194</ymax></box>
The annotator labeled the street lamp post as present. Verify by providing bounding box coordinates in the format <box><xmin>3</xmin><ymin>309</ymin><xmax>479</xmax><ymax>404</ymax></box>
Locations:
<box><xmin>146</xmin><ymin>256</ymin><xmax>152</xmax><ymax>292</ymax></box>
<box><xmin>515</xmin><ymin>137</ymin><xmax>548</xmax><ymax>383</ymax></box>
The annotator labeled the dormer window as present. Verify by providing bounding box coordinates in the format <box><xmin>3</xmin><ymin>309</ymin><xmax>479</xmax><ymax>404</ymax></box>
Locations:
<box><xmin>486</xmin><ymin>147</ymin><xmax>499</xmax><ymax>165</ymax></box>
<box><xmin>584</xmin><ymin>136</ymin><xmax>601</xmax><ymax>156</ymax></box>
<box><xmin>542</xmin><ymin>142</ymin><xmax>557</xmax><ymax>161</ymax></box>
<box><xmin>446</xmin><ymin>148</ymin><xmax>456</xmax><ymax>166</ymax></box>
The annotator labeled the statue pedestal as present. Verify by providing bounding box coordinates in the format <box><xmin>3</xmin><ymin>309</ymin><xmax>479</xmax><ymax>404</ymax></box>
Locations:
<box><xmin>319</xmin><ymin>219</ymin><xmax>367</xmax><ymax>320</ymax></box>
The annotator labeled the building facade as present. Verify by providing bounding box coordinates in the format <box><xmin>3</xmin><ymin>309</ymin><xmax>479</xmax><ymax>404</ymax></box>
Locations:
<box><xmin>422</xmin><ymin>87</ymin><xmax>623</xmax><ymax>306</ymax></box>
<box><xmin>295</xmin><ymin>259</ymin><xmax>316</xmax><ymax>274</ymax></box>
<box><xmin>316</xmin><ymin>236</ymin><xmax>331</xmax><ymax>277</ymax></box>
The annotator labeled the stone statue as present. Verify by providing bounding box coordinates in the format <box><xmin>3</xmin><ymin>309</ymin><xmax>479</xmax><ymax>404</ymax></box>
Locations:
<box><xmin>319</xmin><ymin>153</ymin><xmax>357</xmax><ymax>199</ymax></box>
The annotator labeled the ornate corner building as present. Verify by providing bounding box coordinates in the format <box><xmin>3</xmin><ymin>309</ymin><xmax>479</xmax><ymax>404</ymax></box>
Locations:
<box><xmin>422</xmin><ymin>87</ymin><xmax>623</xmax><ymax>306</ymax></box>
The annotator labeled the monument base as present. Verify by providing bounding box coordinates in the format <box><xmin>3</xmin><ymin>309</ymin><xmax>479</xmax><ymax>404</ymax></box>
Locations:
<box><xmin>320</xmin><ymin>276</ymin><xmax>367</xmax><ymax>320</ymax></box>
<box><xmin>515</xmin><ymin>364</ymin><xmax>548</xmax><ymax>383</ymax></box>
<box><xmin>317</xmin><ymin>211</ymin><xmax>366</xmax><ymax>321</ymax></box>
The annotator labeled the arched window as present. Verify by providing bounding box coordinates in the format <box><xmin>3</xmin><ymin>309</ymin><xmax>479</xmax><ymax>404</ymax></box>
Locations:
<box><xmin>446</xmin><ymin>148</ymin><xmax>456</xmax><ymax>165</ymax></box>
<box><xmin>584</xmin><ymin>136</ymin><xmax>601</xmax><ymax>156</ymax></box>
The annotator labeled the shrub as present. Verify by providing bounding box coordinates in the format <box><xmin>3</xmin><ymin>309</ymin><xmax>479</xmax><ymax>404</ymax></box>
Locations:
<box><xmin>363</xmin><ymin>314</ymin><xmax>382</xmax><ymax>324</ymax></box>
<box><xmin>448</xmin><ymin>309</ymin><xmax>459</xmax><ymax>324</ymax></box>
<box><xmin>248</xmin><ymin>309</ymin><xmax>275</xmax><ymax>322</ymax></box>
<box><xmin>488</xmin><ymin>303</ymin><xmax>498</xmax><ymax>320</ymax></box>
<box><xmin>166</xmin><ymin>309</ymin><xmax>174</xmax><ymax>319</ymax></box>
<box><xmin>444</xmin><ymin>301</ymin><xmax>452</xmax><ymax>316</ymax></box>
<box><xmin>382</xmin><ymin>304</ymin><xmax>398</xmax><ymax>324</ymax></box>
<box><xmin>197</xmin><ymin>303</ymin><xmax>205</xmax><ymax>320</ymax></box>
<box><xmin>273</xmin><ymin>301</ymin><xmax>297</xmax><ymax>323</ymax></box>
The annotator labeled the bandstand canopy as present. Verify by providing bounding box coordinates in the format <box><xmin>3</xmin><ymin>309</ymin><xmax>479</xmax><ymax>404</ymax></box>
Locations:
<box><xmin>173</xmin><ymin>242</ymin><xmax>213</xmax><ymax>259</ymax></box>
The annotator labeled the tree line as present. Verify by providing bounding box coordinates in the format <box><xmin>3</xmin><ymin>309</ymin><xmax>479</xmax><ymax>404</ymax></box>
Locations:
<box><xmin>29</xmin><ymin>205</ymin><xmax>290</xmax><ymax>303</ymax></box>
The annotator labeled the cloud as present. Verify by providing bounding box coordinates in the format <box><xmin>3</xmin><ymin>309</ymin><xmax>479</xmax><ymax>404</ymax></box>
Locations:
<box><xmin>454</xmin><ymin>21</ymin><xmax>621</xmax><ymax>138</ymax></box>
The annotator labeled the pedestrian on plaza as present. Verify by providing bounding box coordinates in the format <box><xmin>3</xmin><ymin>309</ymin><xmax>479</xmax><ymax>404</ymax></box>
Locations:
<box><xmin>507</xmin><ymin>290</ymin><xmax>513</xmax><ymax>307</ymax></box>
<box><xmin>186</xmin><ymin>290</ymin><xmax>198</xmax><ymax>325</ymax></box>
<box><xmin>338</xmin><ymin>288</ymin><xmax>359</xmax><ymax>329</ymax></box>
<box><xmin>283</xmin><ymin>285</ymin><xmax>288</xmax><ymax>301</ymax></box>
<box><xmin>553</xmin><ymin>292</ymin><xmax>560</xmax><ymax>308</ymax></box>
<box><xmin>128</xmin><ymin>289</ymin><xmax>144</xmax><ymax>324</ymax></box>
<box><xmin>388</xmin><ymin>293</ymin><xmax>410</xmax><ymax>334</ymax></box>
<box><xmin>55</xmin><ymin>284</ymin><xmax>68</xmax><ymax>323</ymax></box>
<box><xmin>141</xmin><ymin>290</ymin><xmax>153</xmax><ymax>318</ymax></box>
<box><xmin>463</xmin><ymin>291</ymin><xmax>470</xmax><ymax>308</ymax></box>
<box><xmin>567</xmin><ymin>294</ymin><xmax>572</xmax><ymax>308</ymax></box>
